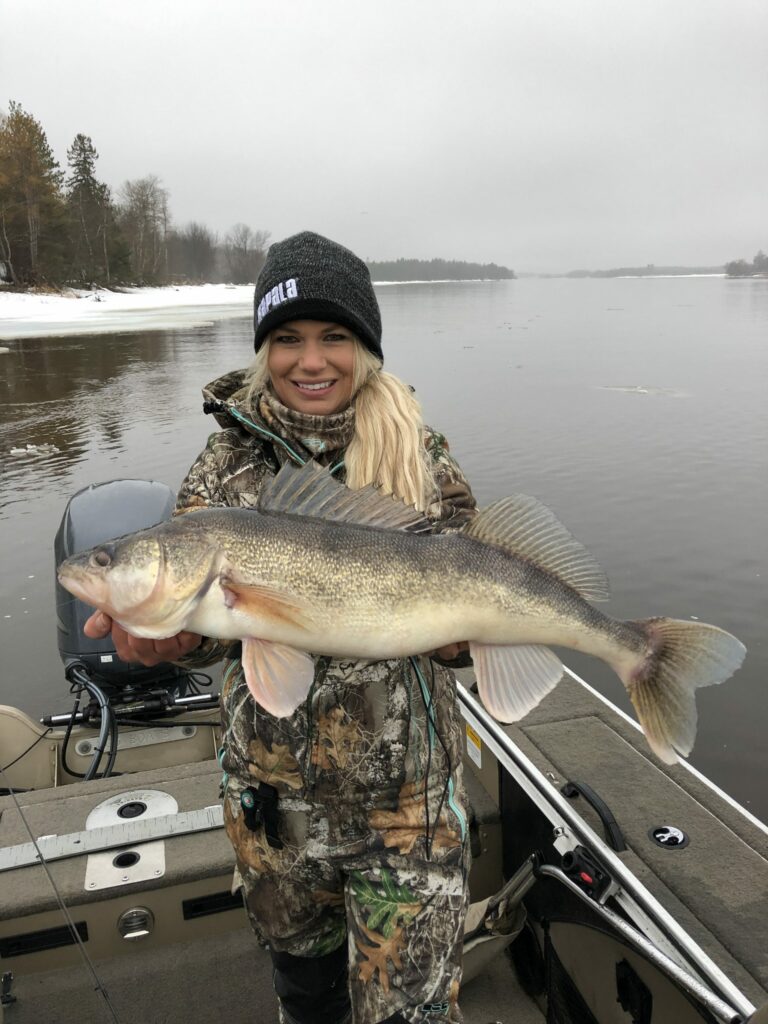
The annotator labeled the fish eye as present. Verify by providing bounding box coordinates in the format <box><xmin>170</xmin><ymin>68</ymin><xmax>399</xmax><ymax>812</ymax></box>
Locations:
<box><xmin>91</xmin><ymin>548</ymin><xmax>113</xmax><ymax>568</ymax></box>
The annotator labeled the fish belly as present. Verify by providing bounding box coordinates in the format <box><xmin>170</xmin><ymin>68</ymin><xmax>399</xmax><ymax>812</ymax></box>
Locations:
<box><xmin>187</xmin><ymin>578</ymin><xmax>491</xmax><ymax>659</ymax></box>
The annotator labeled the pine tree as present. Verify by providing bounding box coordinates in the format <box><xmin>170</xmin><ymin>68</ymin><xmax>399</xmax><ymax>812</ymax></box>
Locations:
<box><xmin>66</xmin><ymin>133</ymin><xmax>129</xmax><ymax>285</ymax></box>
<box><xmin>0</xmin><ymin>101</ymin><xmax>67</xmax><ymax>285</ymax></box>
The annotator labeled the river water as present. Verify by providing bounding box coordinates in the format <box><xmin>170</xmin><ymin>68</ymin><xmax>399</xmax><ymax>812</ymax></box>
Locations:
<box><xmin>1</xmin><ymin>277</ymin><xmax>766</xmax><ymax>820</ymax></box>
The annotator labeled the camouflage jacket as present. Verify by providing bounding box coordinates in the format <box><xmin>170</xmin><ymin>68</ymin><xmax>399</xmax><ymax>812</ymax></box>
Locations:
<box><xmin>175</xmin><ymin>371</ymin><xmax>478</xmax><ymax>843</ymax></box>
<box><xmin>175</xmin><ymin>368</ymin><xmax>477</xmax><ymax>525</ymax></box>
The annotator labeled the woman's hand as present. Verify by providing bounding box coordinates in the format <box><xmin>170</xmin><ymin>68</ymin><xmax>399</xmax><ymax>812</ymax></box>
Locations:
<box><xmin>83</xmin><ymin>610</ymin><xmax>202</xmax><ymax>667</ymax></box>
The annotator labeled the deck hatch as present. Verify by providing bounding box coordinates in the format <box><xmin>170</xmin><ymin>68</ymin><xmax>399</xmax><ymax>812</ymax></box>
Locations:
<box><xmin>182</xmin><ymin>890</ymin><xmax>244</xmax><ymax>920</ymax></box>
<box><xmin>0</xmin><ymin>921</ymin><xmax>88</xmax><ymax>958</ymax></box>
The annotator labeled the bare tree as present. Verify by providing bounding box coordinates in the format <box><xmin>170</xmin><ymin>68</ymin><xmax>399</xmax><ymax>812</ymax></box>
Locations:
<box><xmin>168</xmin><ymin>221</ymin><xmax>218</xmax><ymax>281</ymax></box>
<box><xmin>116</xmin><ymin>175</ymin><xmax>170</xmax><ymax>283</ymax></box>
<box><xmin>221</xmin><ymin>224</ymin><xmax>270</xmax><ymax>283</ymax></box>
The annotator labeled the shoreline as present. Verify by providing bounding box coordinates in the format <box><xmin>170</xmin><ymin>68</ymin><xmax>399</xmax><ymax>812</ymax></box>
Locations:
<box><xmin>0</xmin><ymin>284</ymin><xmax>255</xmax><ymax>341</ymax></box>
<box><xmin>0</xmin><ymin>281</ymin><xmax>496</xmax><ymax>340</ymax></box>
<box><xmin>1</xmin><ymin>274</ymin><xmax>755</xmax><ymax>342</ymax></box>
<box><xmin>0</xmin><ymin>281</ymin><xmax>508</xmax><ymax>339</ymax></box>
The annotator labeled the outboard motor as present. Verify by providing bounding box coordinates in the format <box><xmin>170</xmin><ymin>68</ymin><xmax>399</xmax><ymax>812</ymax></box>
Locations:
<box><xmin>54</xmin><ymin>478</ymin><xmax>186</xmax><ymax>699</ymax></box>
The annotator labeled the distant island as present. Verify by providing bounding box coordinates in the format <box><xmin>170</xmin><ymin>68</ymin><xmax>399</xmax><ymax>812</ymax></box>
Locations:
<box><xmin>724</xmin><ymin>250</ymin><xmax>767</xmax><ymax>278</ymax></box>
<box><xmin>526</xmin><ymin>251</ymin><xmax>768</xmax><ymax>279</ymax></box>
<box><xmin>560</xmin><ymin>264</ymin><xmax>723</xmax><ymax>279</ymax></box>
<box><xmin>367</xmin><ymin>258</ymin><xmax>515</xmax><ymax>281</ymax></box>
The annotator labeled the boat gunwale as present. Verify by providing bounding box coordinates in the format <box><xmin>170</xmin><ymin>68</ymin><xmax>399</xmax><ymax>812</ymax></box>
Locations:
<box><xmin>455</xmin><ymin>680</ymin><xmax>757</xmax><ymax>1021</ymax></box>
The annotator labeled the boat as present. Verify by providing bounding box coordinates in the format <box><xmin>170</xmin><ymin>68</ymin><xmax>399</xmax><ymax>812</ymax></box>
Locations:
<box><xmin>1</xmin><ymin>481</ymin><xmax>766</xmax><ymax>1023</ymax></box>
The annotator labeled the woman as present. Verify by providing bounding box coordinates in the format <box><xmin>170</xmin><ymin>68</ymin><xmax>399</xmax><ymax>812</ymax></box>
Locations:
<box><xmin>86</xmin><ymin>232</ymin><xmax>478</xmax><ymax>1024</ymax></box>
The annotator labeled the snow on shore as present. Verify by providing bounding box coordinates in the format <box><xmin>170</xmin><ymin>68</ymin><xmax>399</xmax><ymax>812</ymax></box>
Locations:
<box><xmin>0</xmin><ymin>284</ymin><xmax>254</xmax><ymax>340</ymax></box>
<box><xmin>0</xmin><ymin>280</ymin><xmax>487</xmax><ymax>343</ymax></box>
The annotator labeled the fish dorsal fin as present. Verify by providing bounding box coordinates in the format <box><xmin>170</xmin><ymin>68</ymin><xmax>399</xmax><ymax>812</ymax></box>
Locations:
<box><xmin>257</xmin><ymin>460</ymin><xmax>432</xmax><ymax>533</ymax></box>
<box><xmin>463</xmin><ymin>495</ymin><xmax>610</xmax><ymax>602</ymax></box>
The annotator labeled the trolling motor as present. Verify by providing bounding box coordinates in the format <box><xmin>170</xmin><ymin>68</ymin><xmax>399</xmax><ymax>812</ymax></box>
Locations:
<box><xmin>48</xmin><ymin>479</ymin><xmax>219</xmax><ymax>737</ymax></box>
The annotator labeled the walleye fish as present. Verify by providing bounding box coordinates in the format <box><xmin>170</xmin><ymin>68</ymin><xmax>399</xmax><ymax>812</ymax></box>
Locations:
<box><xmin>57</xmin><ymin>461</ymin><xmax>745</xmax><ymax>764</ymax></box>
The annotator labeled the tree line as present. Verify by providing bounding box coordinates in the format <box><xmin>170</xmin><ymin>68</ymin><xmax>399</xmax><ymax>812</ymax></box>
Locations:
<box><xmin>366</xmin><ymin>258</ymin><xmax>514</xmax><ymax>281</ymax></box>
<box><xmin>564</xmin><ymin>264</ymin><xmax>723</xmax><ymax>278</ymax></box>
<box><xmin>0</xmin><ymin>101</ymin><xmax>269</xmax><ymax>289</ymax></box>
<box><xmin>725</xmin><ymin>250</ymin><xmax>768</xmax><ymax>278</ymax></box>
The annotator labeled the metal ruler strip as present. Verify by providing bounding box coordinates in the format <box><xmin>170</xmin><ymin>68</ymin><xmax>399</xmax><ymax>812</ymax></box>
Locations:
<box><xmin>0</xmin><ymin>804</ymin><xmax>224</xmax><ymax>871</ymax></box>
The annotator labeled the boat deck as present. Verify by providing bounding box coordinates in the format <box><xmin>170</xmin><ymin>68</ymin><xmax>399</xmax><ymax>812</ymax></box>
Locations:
<box><xmin>497</xmin><ymin>668</ymin><xmax>768</xmax><ymax>1008</ymax></box>
<box><xmin>1</xmin><ymin>668</ymin><xmax>766</xmax><ymax>1023</ymax></box>
<box><xmin>2</xmin><ymin>927</ymin><xmax>545</xmax><ymax>1024</ymax></box>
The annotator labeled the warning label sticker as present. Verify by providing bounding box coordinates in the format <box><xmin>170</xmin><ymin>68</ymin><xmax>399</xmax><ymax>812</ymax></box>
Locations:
<box><xmin>465</xmin><ymin>724</ymin><xmax>482</xmax><ymax>769</ymax></box>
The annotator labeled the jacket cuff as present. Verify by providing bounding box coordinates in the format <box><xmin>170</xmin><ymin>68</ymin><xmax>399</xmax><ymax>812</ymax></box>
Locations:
<box><xmin>173</xmin><ymin>635</ymin><xmax>232</xmax><ymax>669</ymax></box>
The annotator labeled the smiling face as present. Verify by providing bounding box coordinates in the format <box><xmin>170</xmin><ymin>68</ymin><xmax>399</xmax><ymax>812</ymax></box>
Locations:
<box><xmin>267</xmin><ymin>320</ymin><xmax>356</xmax><ymax>415</ymax></box>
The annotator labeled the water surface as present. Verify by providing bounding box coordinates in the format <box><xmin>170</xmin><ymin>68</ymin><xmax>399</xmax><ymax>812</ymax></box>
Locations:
<box><xmin>1</xmin><ymin>276</ymin><xmax>766</xmax><ymax>818</ymax></box>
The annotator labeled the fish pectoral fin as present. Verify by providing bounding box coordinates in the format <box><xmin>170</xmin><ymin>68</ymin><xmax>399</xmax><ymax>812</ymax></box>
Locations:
<box><xmin>221</xmin><ymin>578</ymin><xmax>312</xmax><ymax>631</ymax></box>
<box><xmin>241</xmin><ymin>638</ymin><xmax>314</xmax><ymax>717</ymax></box>
<box><xmin>470</xmin><ymin>642</ymin><xmax>564</xmax><ymax>722</ymax></box>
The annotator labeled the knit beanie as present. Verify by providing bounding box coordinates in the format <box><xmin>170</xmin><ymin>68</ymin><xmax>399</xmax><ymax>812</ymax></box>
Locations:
<box><xmin>253</xmin><ymin>231</ymin><xmax>383</xmax><ymax>360</ymax></box>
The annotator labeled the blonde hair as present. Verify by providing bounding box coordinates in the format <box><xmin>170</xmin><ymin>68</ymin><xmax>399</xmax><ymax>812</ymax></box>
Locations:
<box><xmin>244</xmin><ymin>337</ymin><xmax>436</xmax><ymax>511</ymax></box>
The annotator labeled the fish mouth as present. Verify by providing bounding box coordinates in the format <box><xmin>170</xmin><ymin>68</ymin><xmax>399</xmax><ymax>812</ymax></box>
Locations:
<box><xmin>58</xmin><ymin>564</ymin><xmax>114</xmax><ymax>615</ymax></box>
<box><xmin>58</xmin><ymin>566</ymin><xmax>98</xmax><ymax>597</ymax></box>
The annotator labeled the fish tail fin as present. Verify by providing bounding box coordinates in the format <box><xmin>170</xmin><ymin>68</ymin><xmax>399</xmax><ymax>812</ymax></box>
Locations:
<box><xmin>621</xmin><ymin>618</ymin><xmax>745</xmax><ymax>764</ymax></box>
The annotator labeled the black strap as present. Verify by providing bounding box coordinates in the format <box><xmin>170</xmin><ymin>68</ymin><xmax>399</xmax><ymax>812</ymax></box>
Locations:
<box><xmin>202</xmin><ymin>398</ymin><xmax>227</xmax><ymax>415</ymax></box>
<box><xmin>240</xmin><ymin>783</ymin><xmax>283</xmax><ymax>849</ymax></box>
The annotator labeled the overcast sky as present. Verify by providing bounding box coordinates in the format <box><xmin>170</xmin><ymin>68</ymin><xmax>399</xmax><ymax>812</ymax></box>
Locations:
<box><xmin>1</xmin><ymin>0</ymin><xmax>766</xmax><ymax>272</ymax></box>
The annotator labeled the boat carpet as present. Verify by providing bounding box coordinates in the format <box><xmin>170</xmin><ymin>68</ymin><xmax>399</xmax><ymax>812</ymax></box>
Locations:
<box><xmin>505</xmin><ymin>672</ymin><xmax>768</xmax><ymax>1009</ymax></box>
<box><xmin>0</xmin><ymin>921</ymin><xmax>544</xmax><ymax>1023</ymax></box>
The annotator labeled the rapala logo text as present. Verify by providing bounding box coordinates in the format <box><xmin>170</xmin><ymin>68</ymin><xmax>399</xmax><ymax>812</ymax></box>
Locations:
<box><xmin>257</xmin><ymin>278</ymin><xmax>298</xmax><ymax>323</ymax></box>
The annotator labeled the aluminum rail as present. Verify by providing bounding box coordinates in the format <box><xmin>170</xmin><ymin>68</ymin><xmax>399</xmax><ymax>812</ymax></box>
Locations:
<box><xmin>455</xmin><ymin>681</ymin><xmax>756</xmax><ymax>1022</ymax></box>
<box><xmin>537</xmin><ymin>866</ymin><xmax>743</xmax><ymax>1024</ymax></box>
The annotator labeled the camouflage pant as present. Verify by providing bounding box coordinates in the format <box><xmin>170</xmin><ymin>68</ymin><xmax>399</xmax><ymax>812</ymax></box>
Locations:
<box><xmin>234</xmin><ymin>815</ymin><xmax>470</xmax><ymax>1024</ymax></box>
<box><xmin>220</xmin><ymin>653</ymin><xmax>471</xmax><ymax>1024</ymax></box>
